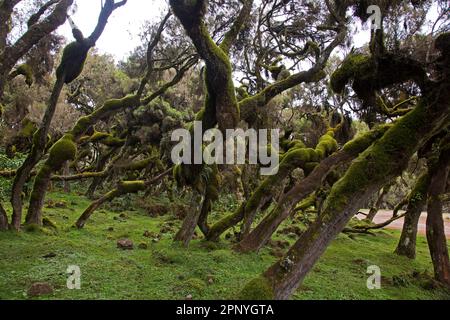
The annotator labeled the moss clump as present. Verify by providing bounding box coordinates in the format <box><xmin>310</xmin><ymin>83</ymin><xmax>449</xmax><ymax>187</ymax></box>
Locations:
<box><xmin>117</xmin><ymin>181</ymin><xmax>145</xmax><ymax>194</ymax></box>
<box><xmin>23</xmin><ymin>223</ymin><xmax>41</xmax><ymax>233</ymax></box>
<box><xmin>330</xmin><ymin>54</ymin><xmax>373</xmax><ymax>94</ymax></box>
<box><xmin>47</xmin><ymin>134</ymin><xmax>77</xmax><ymax>169</ymax></box>
<box><xmin>13</xmin><ymin>64</ymin><xmax>34</xmax><ymax>86</ymax></box>
<box><xmin>56</xmin><ymin>41</ymin><xmax>90</xmax><ymax>84</ymax></box>
<box><xmin>71</xmin><ymin>95</ymin><xmax>139</xmax><ymax>138</ymax></box>
<box><xmin>19</xmin><ymin>118</ymin><xmax>37</xmax><ymax>138</ymax></box>
<box><xmin>42</xmin><ymin>217</ymin><xmax>57</xmax><ymax>229</ymax></box>
<box><xmin>101</xmin><ymin>136</ymin><xmax>125</xmax><ymax>147</ymax></box>
<box><xmin>125</xmin><ymin>158</ymin><xmax>152</xmax><ymax>171</ymax></box>
<box><xmin>342</xmin><ymin>124</ymin><xmax>391</xmax><ymax>155</ymax></box>
<box><xmin>89</xmin><ymin>131</ymin><xmax>110</xmax><ymax>142</ymax></box>
<box><xmin>324</xmin><ymin>99</ymin><xmax>432</xmax><ymax>217</ymax></box>
<box><xmin>238</xmin><ymin>276</ymin><xmax>274</xmax><ymax>300</ymax></box>
<box><xmin>315</xmin><ymin>130</ymin><xmax>338</xmax><ymax>158</ymax></box>
<box><xmin>92</xmin><ymin>95</ymin><xmax>140</xmax><ymax>118</ymax></box>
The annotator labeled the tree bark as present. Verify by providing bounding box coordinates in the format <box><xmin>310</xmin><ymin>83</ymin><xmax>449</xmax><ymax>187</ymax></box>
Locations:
<box><xmin>24</xmin><ymin>0</ymin><xmax>129</xmax><ymax>225</ymax></box>
<box><xmin>0</xmin><ymin>201</ymin><xmax>8</xmax><ymax>230</ymax></box>
<box><xmin>0</xmin><ymin>0</ymin><xmax>73</xmax><ymax>99</ymax></box>
<box><xmin>62</xmin><ymin>161</ymin><xmax>71</xmax><ymax>193</ymax></box>
<box><xmin>240</xmin><ymin>85</ymin><xmax>450</xmax><ymax>299</ymax></box>
<box><xmin>174</xmin><ymin>193</ymin><xmax>204</xmax><ymax>247</ymax></box>
<box><xmin>10</xmin><ymin>74</ymin><xmax>65</xmax><ymax>229</ymax></box>
<box><xmin>235</xmin><ymin>124</ymin><xmax>392</xmax><ymax>253</ymax></box>
<box><xmin>395</xmin><ymin>172</ymin><xmax>430</xmax><ymax>259</ymax></box>
<box><xmin>426</xmin><ymin>148</ymin><xmax>450</xmax><ymax>286</ymax></box>
<box><xmin>235</xmin><ymin>151</ymin><xmax>353</xmax><ymax>253</ymax></box>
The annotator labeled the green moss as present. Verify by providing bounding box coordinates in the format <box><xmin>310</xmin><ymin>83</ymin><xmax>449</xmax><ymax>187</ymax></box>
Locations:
<box><xmin>56</xmin><ymin>41</ymin><xmax>89</xmax><ymax>84</ymax></box>
<box><xmin>408</xmin><ymin>173</ymin><xmax>429</xmax><ymax>205</ymax></box>
<box><xmin>71</xmin><ymin>95</ymin><xmax>139</xmax><ymax>138</ymax></box>
<box><xmin>125</xmin><ymin>158</ymin><xmax>152</xmax><ymax>171</ymax></box>
<box><xmin>92</xmin><ymin>95</ymin><xmax>140</xmax><ymax>118</ymax></box>
<box><xmin>20</xmin><ymin>119</ymin><xmax>37</xmax><ymax>138</ymax></box>
<box><xmin>330</xmin><ymin>54</ymin><xmax>373</xmax><ymax>94</ymax></box>
<box><xmin>47</xmin><ymin>134</ymin><xmax>77</xmax><ymax>169</ymax></box>
<box><xmin>89</xmin><ymin>131</ymin><xmax>110</xmax><ymax>142</ymax></box>
<box><xmin>117</xmin><ymin>181</ymin><xmax>146</xmax><ymax>194</ymax></box>
<box><xmin>324</xmin><ymin>99</ymin><xmax>432</xmax><ymax>216</ymax></box>
<box><xmin>14</xmin><ymin>64</ymin><xmax>34</xmax><ymax>86</ymax></box>
<box><xmin>238</xmin><ymin>276</ymin><xmax>274</xmax><ymax>300</ymax></box>
<box><xmin>42</xmin><ymin>217</ymin><xmax>57</xmax><ymax>229</ymax></box>
<box><xmin>343</xmin><ymin>124</ymin><xmax>391</xmax><ymax>155</ymax></box>
<box><xmin>101</xmin><ymin>136</ymin><xmax>125</xmax><ymax>147</ymax></box>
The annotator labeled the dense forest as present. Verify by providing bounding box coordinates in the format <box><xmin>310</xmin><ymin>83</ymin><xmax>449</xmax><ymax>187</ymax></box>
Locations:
<box><xmin>0</xmin><ymin>0</ymin><xmax>449</xmax><ymax>300</ymax></box>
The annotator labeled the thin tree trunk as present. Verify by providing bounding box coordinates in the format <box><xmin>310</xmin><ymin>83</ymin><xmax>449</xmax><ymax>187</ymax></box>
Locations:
<box><xmin>426</xmin><ymin>150</ymin><xmax>450</xmax><ymax>286</ymax></box>
<box><xmin>10</xmin><ymin>74</ymin><xmax>65</xmax><ymax>229</ymax></box>
<box><xmin>174</xmin><ymin>192</ymin><xmax>204</xmax><ymax>247</ymax></box>
<box><xmin>366</xmin><ymin>182</ymin><xmax>393</xmax><ymax>221</ymax></box>
<box><xmin>0</xmin><ymin>201</ymin><xmax>8</xmax><ymax>230</ymax></box>
<box><xmin>75</xmin><ymin>189</ymin><xmax>120</xmax><ymax>229</ymax></box>
<box><xmin>62</xmin><ymin>161</ymin><xmax>71</xmax><ymax>193</ymax></box>
<box><xmin>395</xmin><ymin>172</ymin><xmax>429</xmax><ymax>259</ymax></box>
<box><xmin>85</xmin><ymin>148</ymin><xmax>116</xmax><ymax>198</ymax></box>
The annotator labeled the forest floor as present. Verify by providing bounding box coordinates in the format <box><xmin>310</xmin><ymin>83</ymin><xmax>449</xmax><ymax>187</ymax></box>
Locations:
<box><xmin>0</xmin><ymin>190</ymin><xmax>449</xmax><ymax>300</ymax></box>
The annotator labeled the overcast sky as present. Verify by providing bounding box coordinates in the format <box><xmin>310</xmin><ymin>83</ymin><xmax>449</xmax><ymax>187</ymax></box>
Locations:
<box><xmin>54</xmin><ymin>0</ymin><xmax>441</xmax><ymax>62</ymax></box>
<box><xmin>57</xmin><ymin>0</ymin><xmax>168</xmax><ymax>60</ymax></box>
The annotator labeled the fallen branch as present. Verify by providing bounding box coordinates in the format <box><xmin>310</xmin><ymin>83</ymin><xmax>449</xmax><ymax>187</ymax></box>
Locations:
<box><xmin>344</xmin><ymin>213</ymin><xmax>406</xmax><ymax>233</ymax></box>
<box><xmin>74</xmin><ymin>168</ymin><xmax>172</xmax><ymax>229</ymax></box>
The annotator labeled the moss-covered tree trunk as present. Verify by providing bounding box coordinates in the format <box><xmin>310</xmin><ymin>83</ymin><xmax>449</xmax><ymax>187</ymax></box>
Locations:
<box><xmin>240</xmin><ymin>87</ymin><xmax>450</xmax><ymax>298</ymax></box>
<box><xmin>395</xmin><ymin>172</ymin><xmax>430</xmax><ymax>259</ymax></box>
<box><xmin>234</xmin><ymin>126</ymin><xmax>391</xmax><ymax>253</ymax></box>
<box><xmin>235</xmin><ymin>151</ymin><xmax>351</xmax><ymax>253</ymax></box>
<box><xmin>170</xmin><ymin>0</ymin><xmax>253</xmax><ymax>245</ymax></box>
<box><xmin>10</xmin><ymin>74</ymin><xmax>66</xmax><ymax>229</ymax></box>
<box><xmin>26</xmin><ymin>134</ymin><xmax>77</xmax><ymax>225</ymax></box>
<box><xmin>426</xmin><ymin>148</ymin><xmax>450</xmax><ymax>286</ymax></box>
<box><xmin>23</xmin><ymin>0</ymin><xmax>129</xmax><ymax>225</ymax></box>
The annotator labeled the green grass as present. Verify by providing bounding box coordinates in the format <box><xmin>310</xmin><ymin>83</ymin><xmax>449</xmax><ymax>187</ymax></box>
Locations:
<box><xmin>0</xmin><ymin>191</ymin><xmax>449</xmax><ymax>300</ymax></box>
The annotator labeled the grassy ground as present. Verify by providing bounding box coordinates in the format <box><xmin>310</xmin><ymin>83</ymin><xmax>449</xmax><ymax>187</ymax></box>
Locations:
<box><xmin>0</xmin><ymin>190</ymin><xmax>449</xmax><ymax>300</ymax></box>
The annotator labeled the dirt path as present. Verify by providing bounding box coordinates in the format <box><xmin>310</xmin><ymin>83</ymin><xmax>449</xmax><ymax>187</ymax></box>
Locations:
<box><xmin>357</xmin><ymin>210</ymin><xmax>450</xmax><ymax>239</ymax></box>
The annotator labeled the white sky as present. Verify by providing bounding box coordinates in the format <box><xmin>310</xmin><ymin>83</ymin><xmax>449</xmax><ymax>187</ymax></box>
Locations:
<box><xmin>57</xmin><ymin>0</ymin><xmax>169</xmax><ymax>60</ymax></box>
<box><xmin>55</xmin><ymin>0</ymin><xmax>441</xmax><ymax>62</ymax></box>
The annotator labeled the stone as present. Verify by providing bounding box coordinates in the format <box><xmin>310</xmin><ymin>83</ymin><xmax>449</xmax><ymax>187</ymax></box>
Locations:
<box><xmin>117</xmin><ymin>238</ymin><xmax>134</xmax><ymax>250</ymax></box>
<box><xmin>27</xmin><ymin>282</ymin><xmax>53</xmax><ymax>297</ymax></box>
<box><xmin>138</xmin><ymin>242</ymin><xmax>148</xmax><ymax>250</ymax></box>
<box><xmin>55</xmin><ymin>201</ymin><xmax>67</xmax><ymax>208</ymax></box>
